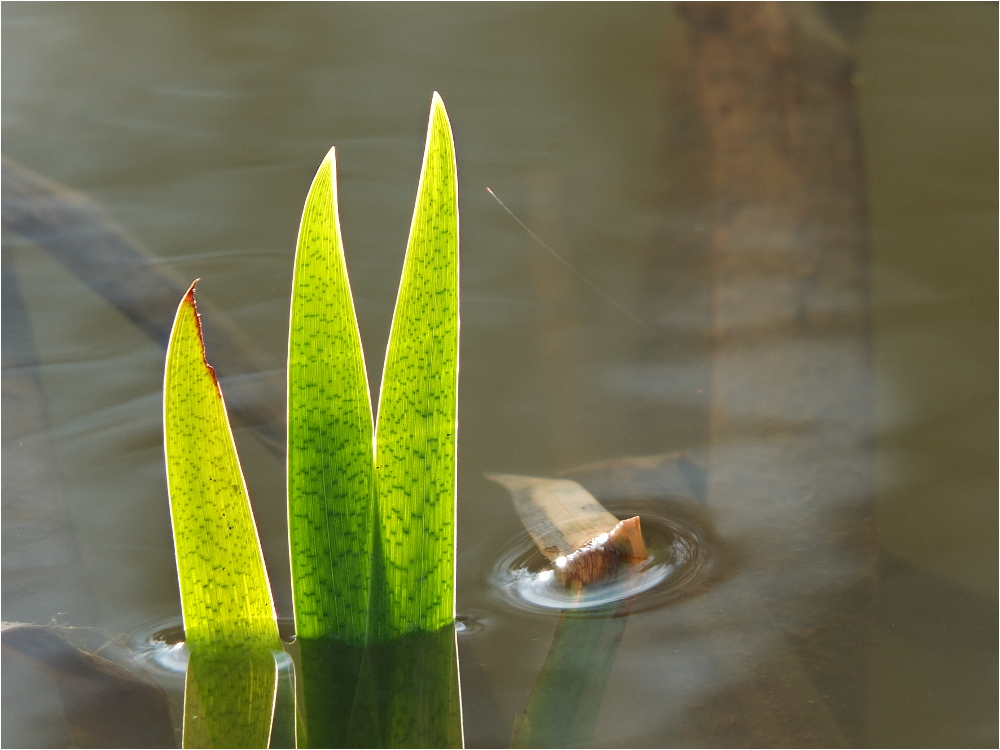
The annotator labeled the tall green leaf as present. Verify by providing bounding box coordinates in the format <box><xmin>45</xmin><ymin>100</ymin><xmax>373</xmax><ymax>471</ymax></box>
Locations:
<box><xmin>163</xmin><ymin>283</ymin><xmax>284</xmax><ymax>748</ymax></box>
<box><xmin>286</xmin><ymin>147</ymin><xmax>375</xmax><ymax>748</ymax></box>
<box><xmin>164</xmin><ymin>283</ymin><xmax>281</xmax><ymax>651</ymax></box>
<box><xmin>374</xmin><ymin>91</ymin><xmax>459</xmax><ymax>640</ymax></box>
<box><xmin>286</xmin><ymin>93</ymin><xmax>462</xmax><ymax>748</ymax></box>
<box><xmin>287</xmin><ymin>146</ymin><xmax>375</xmax><ymax>645</ymax></box>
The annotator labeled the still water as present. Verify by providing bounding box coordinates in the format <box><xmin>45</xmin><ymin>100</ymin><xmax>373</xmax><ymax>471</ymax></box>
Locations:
<box><xmin>2</xmin><ymin>3</ymin><xmax>996</xmax><ymax>748</ymax></box>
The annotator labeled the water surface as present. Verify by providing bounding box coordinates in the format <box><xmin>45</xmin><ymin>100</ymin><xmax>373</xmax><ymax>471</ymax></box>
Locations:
<box><xmin>3</xmin><ymin>3</ymin><xmax>995</xmax><ymax>747</ymax></box>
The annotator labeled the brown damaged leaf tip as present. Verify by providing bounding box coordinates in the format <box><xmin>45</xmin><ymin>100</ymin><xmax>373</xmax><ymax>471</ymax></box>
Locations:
<box><xmin>177</xmin><ymin>279</ymin><xmax>222</xmax><ymax>385</ymax></box>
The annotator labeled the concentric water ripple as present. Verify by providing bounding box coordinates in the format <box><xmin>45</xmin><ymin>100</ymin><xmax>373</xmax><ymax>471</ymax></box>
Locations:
<box><xmin>490</xmin><ymin>503</ymin><xmax>718</xmax><ymax>615</ymax></box>
<box><xmin>130</xmin><ymin>616</ymin><xmax>298</xmax><ymax>678</ymax></box>
<box><xmin>130</xmin><ymin>617</ymin><xmax>189</xmax><ymax>676</ymax></box>
<box><xmin>131</xmin><ymin>611</ymin><xmax>484</xmax><ymax>676</ymax></box>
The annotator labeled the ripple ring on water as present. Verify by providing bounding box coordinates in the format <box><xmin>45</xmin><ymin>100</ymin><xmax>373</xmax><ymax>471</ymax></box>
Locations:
<box><xmin>489</xmin><ymin>503</ymin><xmax>718</xmax><ymax>616</ymax></box>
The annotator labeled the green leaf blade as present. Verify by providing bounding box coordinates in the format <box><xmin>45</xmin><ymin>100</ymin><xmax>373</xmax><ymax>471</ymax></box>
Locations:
<box><xmin>375</xmin><ymin>92</ymin><xmax>459</xmax><ymax>639</ymax></box>
<box><xmin>287</xmin><ymin>147</ymin><xmax>376</xmax><ymax>645</ymax></box>
<box><xmin>163</xmin><ymin>283</ymin><xmax>281</xmax><ymax>652</ymax></box>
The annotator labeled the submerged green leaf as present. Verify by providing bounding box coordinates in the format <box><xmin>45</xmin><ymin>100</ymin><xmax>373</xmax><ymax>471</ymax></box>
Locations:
<box><xmin>287</xmin><ymin>147</ymin><xmax>375</xmax><ymax>645</ymax></box>
<box><xmin>510</xmin><ymin>610</ymin><xmax>629</xmax><ymax>749</ymax></box>
<box><xmin>374</xmin><ymin>91</ymin><xmax>460</xmax><ymax>640</ymax></box>
<box><xmin>164</xmin><ymin>283</ymin><xmax>281</xmax><ymax>652</ymax></box>
<box><xmin>380</xmin><ymin>626</ymin><xmax>464</xmax><ymax>747</ymax></box>
<box><xmin>183</xmin><ymin>646</ymin><xmax>280</xmax><ymax>749</ymax></box>
<box><xmin>352</xmin><ymin>625</ymin><xmax>464</xmax><ymax>748</ymax></box>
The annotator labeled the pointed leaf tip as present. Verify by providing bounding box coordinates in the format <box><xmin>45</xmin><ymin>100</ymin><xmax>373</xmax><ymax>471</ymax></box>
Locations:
<box><xmin>430</xmin><ymin>92</ymin><xmax>452</xmax><ymax>124</ymax></box>
<box><xmin>164</xmin><ymin>281</ymin><xmax>279</xmax><ymax>652</ymax></box>
<box><xmin>374</xmin><ymin>86</ymin><xmax>459</xmax><ymax>638</ymax></box>
<box><xmin>288</xmin><ymin>138</ymin><xmax>375</xmax><ymax>645</ymax></box>
<box><xmin>175</xmin><ymin>279</ymin><xmax>214</xmax><ymax>374</ymax></box>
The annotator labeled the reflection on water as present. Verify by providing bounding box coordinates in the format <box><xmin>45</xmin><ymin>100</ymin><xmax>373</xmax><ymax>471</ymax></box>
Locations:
<box><xmin>2</xmin><ymin>2</ymin><xmax>995</xmax><ymax>748</ymax></box>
